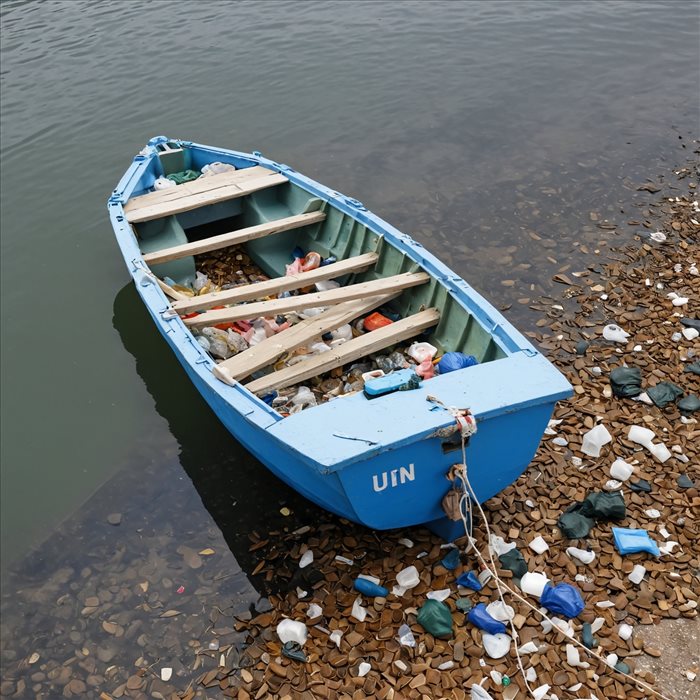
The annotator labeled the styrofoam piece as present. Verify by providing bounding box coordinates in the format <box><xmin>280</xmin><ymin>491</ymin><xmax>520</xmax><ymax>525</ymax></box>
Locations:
<box><xmin>581</xmin><ymin>424</ymin><xmax>612</xmax><ymax>457</ymax></box>
<box><xmin>618</xmin><ymin>624</ymin><xmax>633</xmax><ymax>641</ymax></box>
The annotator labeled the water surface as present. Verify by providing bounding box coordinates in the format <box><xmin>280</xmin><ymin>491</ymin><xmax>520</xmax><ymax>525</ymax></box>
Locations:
<box><xmin>1</xmin><ymin>0</ymin><xmax>698</xmax><ymax>568</ymax></box>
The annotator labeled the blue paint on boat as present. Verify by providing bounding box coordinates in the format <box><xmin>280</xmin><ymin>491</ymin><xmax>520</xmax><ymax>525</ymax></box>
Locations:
<box><xmin>108</xmin><ymin>136</ymin><xmax>572</xmax><ymax>540</ymax></box>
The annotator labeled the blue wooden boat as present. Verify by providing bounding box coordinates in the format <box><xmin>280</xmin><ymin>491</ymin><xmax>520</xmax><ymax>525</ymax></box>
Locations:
<box><xmin>108</xmin><ymin>136</ymin><xmax>572</xmax><ymax>540</ymax></box>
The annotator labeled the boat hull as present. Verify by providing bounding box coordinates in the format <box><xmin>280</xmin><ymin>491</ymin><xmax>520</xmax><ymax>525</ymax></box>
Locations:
<box><xmin>110</xmin><ymin>137</ymin><xmax>572</xmax><ymax>539</ymax></box>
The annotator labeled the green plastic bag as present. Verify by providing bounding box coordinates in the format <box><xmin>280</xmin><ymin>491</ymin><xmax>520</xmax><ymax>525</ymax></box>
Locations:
<box><xmin>499</xmin><ymin>548</ymin><xmax>528</xmax><ymax>580</ymax></box>
<box><xmin>416</xmin><ymin>599</ymin><xmax>453</xmax><ymax>639</ymax></box>
<box><xmin>559</xmin><ymin>492</ymin><xmax>626</xmax><ymax>539</ymax></box>
<box><xmin>166</xmin><ymin>169</ymin><xmax>201</xmax><ymax>185</ymax></box>
<box><xmin>609</xmin><ymin>366</ymin><xmax>642</xmax><ymax>398</ymax></box>
<box><xmin>678</xmin><ymin>395</ymin><xmax>700</xmax><ymax>415</ymax></box>
<box><xmin>647</xmin><ymin>381</ymin><xmax>684</xmax><ymax>408</ymax></box>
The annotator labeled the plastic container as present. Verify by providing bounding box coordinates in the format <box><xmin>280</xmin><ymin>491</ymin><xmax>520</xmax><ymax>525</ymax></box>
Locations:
<box><xmin>581</xmin><ymin>424</ymin><xmax>612</xmax><ymax>457</ymax></box>
<box><xmin>407</xmin><ymin>341</ymin><xmax>437</xmax><ymax>363</ymax></box>
<box><xmin>610</xmin><ymin>458</ymin><xmax>635</xmax><ymax>481</ymax></box>
<box><xmin>520</xmin><ymin>572</ymin><xmax>550</xmax><ymax>598</ymax></box>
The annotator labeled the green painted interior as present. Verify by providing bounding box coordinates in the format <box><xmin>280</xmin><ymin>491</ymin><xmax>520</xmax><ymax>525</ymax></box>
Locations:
<box><xmin>138</xmin><ymin>177</ymin><xmax>505</xmax><ymax>362</ymax></box>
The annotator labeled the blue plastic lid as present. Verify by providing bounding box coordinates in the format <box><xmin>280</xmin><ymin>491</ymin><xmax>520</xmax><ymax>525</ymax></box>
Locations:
<box><xmin>364</xmin><ymin>369</ymin><xmax>420</xmax><ymax>397</ymax></box>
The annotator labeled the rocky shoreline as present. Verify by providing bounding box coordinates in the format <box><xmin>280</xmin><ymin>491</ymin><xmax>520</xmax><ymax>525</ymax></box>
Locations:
<box><xmin>1</xmin><ymin>154</ymin><xmax>698</xmax><ymax>700</ymax></box>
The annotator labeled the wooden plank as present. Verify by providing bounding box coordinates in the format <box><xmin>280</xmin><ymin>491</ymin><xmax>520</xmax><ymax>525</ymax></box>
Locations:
<box><xmin>142</xmin><ymin>211</ymin><xmax>326</xmax><ymax>265</ymax></box>
<box><xmin>124</xmin><ymin>166</ymin><xmax>273</xmax><ymax>213</ymax></box>
<box><xmin>183</xmin><ymin>272</ymin><xmax>430</xmax><ymax>330</ymax></box>
<box><xmin>244</xmin><ymin>308</ymin><xmax>441</xmax><ymax>395</ymax></box>
<box><xmin>173</xmin><ymin>252</ymin><xmax>378</xmax><ymax>314</ymax></box>
<box><xmin>125</xmin><ymin>172</ymin><xmax>288</xmax><ymax>223</ymax></box>
<box><xmin>154</xmin><ymin>276</ymin><xmax>189</xmax><ymax>301</ymax></box>
<box><xmin>212</xmin><ymin>292</ymin><xmax>398</xmax><ymax>385</ymax></box>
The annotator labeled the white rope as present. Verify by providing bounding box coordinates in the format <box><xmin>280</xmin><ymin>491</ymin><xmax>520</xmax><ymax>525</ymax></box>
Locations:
<box><xmin>454</xmin><ymin>432</ymin><xmax>673</xmax><ymax>700</ymax></box>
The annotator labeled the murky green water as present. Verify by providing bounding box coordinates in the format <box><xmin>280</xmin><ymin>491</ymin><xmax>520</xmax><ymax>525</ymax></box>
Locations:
<box><xmin>1</xmin><ymin>0</ymin><xmax>698</xmax><ymax>570</ymax></box>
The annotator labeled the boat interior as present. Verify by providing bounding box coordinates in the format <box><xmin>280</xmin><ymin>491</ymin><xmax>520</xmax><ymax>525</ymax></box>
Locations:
<box><xmin>124</xmin><ymin>143</ymin><xmax>506</xmax><ymax>404</ymax></box>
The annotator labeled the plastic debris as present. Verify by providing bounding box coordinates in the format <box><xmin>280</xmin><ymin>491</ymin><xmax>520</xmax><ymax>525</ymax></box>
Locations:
<box><xmin>518</xmin><ymin>641</ymin><xmax>539</xmax><ymax>654</ymax></box>
<box><xmin>437</xmin><ymin>352</ymin><xmax>479</xmax><ymax>374</ymax></box>
<box><xmin>581</xmin><ymin>623</ymin><xmax>597</xmax><ymax>649</ymax></box>
<box><xmin>499</xmin><ymin>548</ymin><xmax>528</xmax><ymax>580</ymax></box>
<box><xmin>440</xmin><ymin>547</ymin><xmax>461</xmax><ymax>570</ymax></box>
<box><xmin>558</xmin><ymin>491</ymin><xmax>625</xmax><ymax>539</ymax></box>
<box><xmin>677</xmin><ymin>474</ymin><xmax>695</xmax><ymax>488</ymax></box>
<box><xmin>529</xmin><ymin>535</ymin><xmax>549</xmax><ymax>554</ymax></box>
<box><xmin>609</xmin><ymin>366</ymin><xmax>642</xmax><ymax>398</ymax></box>
<box><xmin>489</xmin><ymin>534</ymin><xmax>516</xmax><ymax>557</ymax></box>
<box><xmin>416</xmin><ymin>599</ymin><xmax>453</xmax><ymax>638</ymax></box>
<box><xmin>467</xmin><ymin>604</ymin><xmax>507</xmax><ymax>635</ymax></box>
<box><xmin>470</xmin><ymin>684</ymin><xmax>495</xmax><ymax>700</ymax></box>
<box><xmin>299</xmin><ymin>550</ymin><xmax>314</xmax><ymax>568</ymax></box>
<box><xmin>351</xmin><ymin>598</ymin><xmax>368</xmax><ymax>622</ymax></box>
<box><xmin>397</xmin><ymin>623</ymin><xmax>416</xmax><ymax>647</ymax></box>
<box><xmin>357</xmin><ymin>661</ymin><xmax>371</xmax><ymax>677</ymax></box>
<box><xmin>329</xmin><ymin>630</ymin><xmax>343</xmax><ymax>648</ymax></box>
<box><xmin>482</xmin><ymin>632</ymin><xmax>511</xmax><ymax>659</ymax></box>
<box><xmin>456</xmin><ymin>571</ymin><xmax>482</xmax><ymax>591</ymax></box>
<box><xmin>647</xmin><ymin>381</ymin><xmax>684</xmax><ymax>408</ymax></box>
<box><xmin>486</xmin><ymin>601</ymin><xmax>515</xmax><ymax>622</ymax></box>
<box><xmin>581</xmin><ymin>424</ymin><xmax>612</xmax><ymax>457</ymax></box>
<box><xmin>276</xmin><ymin>619</ymin><xmax>308</xmax><ymax>645</ymax></box>
<box><xmin>628</xmin><ymin>564</ymin><xmax>647</xmax><ymax>584</ymax></box>
<box><xmin>160</xmin><ymin>668</ymin><xmax>172</xmax><ymax>681</ymax></box>
<box><xmin>682</xmin><ymin>326</ymin><xmax>700</xmax><ymax>340</ymax></box>
<box><xmin>629</xmin><ymin>478</ymin><xmax>652</xmax><ymax>493</ymax></box>
<box><xmin>612</xmin><ymin>527</ymin><xmax>660</xmax><ymax>556</ymax></box>
<box><xmin>153</xmin><ymin>176</ymin><xmax>176</xmax><ymax>190</ymax></box>
<box><xmin>396</xmin><ymin>565</ymin><xmax>420</xmax><ymax>589</ymax></box>
<box><xmin>363</xmin><ymin>312</ymin><xmax>393</xmax><ymax>331</ymax></box>
<box><xmin>520</xmin><ymin>572</ymin><xmax>550</xmax><ymax>598</ymax></box>
<box><xmin>532</xmin><ymin>684</ymin><xmax>551</xmax><ymax>700</ymax></box>
<box><xmin>540</xmin><ymin>583</ymin><xmax>585</xmax><ymax>619</ymax></box>
<box><xmin>282</xmin><ymin>641</ymin><xmax>307</xmax><ymax>662</ymax></box>
<box><xmin>306</xmin><ymin>603</ymin><xmax>322</xmax><ymax>618</ymax></box>
<box><xmin>353</xmin><ymin>577</ymin><xmax>388</xmax><ymax>597</ymax></box>
<box><xmin>407</xmin><ymin>341</ymin><xmax>437</xmax><ymax>363</ymax></box>
<box><xmin>427</xmin><ymin>588</ymin><xmax>451</xmax><ymax>602</ymax></box>
<box><xmin>610</xmin><ymin>458</ymin><xmax>635</xmax><ymax>481</ymax></box>
<box><xmin>567</xmin><ymin>643</ymin><xmax>591</xmax><ymax>667</ymax></box>
<box><xmin>678</xmin><ymin>395</ymin><xmax>700</xmax><ymax>414</ymax></box>
<box><xmin>649</xmin><ymin>231</ymin><xmax>667</xmax><ymax>243</ymax></box>
<box><xmin>566</xmin><ymin>547</ymin><xmax>596</xmax><ymax>565</ymax></box>
<box><xmin>618</xmin><ymin>623</ymin><xmax>633</xmax><ymax>641</ymax></box>
<box><xmin>602</xmin><ymin>324</ymin><xmax>630</xmax><ymax>343</ymax></box>
<box><xmin>456</xmin><ymin>597</ymin><xmax>473</xmax><ymax>612</ymax></box>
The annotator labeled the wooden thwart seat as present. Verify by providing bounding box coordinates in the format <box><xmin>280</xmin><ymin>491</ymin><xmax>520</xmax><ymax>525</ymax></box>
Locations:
<box><xmin>124</xmin><ymin>166</ymin><xmax>288</xmax><ymax>223</ymax></box>
<box><xmin>173</xmin><ymin>252</ymin><xmax>378</xmax><ymax>314</ymax></box>
<box><xmin>212</xmin><ymin>292</ymin><xmax>399</xmax><ymax>385</ymax></box>
<box><xmin>142</xmin><ymin>211</ymin><xmax>326</xmax><ymax>265</ymax></box>
<box><xmin>244</xmin><ymin>308</ymin><xmax>441</xmax><ymax>395</ymax></box>
<box><xmin>183</xmin><ymin>272</ymin><xmax>430</xmax><ymax>329</ymax></box>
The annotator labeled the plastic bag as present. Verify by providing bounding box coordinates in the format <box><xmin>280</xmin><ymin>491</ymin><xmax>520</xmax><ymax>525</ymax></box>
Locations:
<box><xmin>609</xmin><ymin>366</ymin><xmax>642</xmax><ymax>398</ymax></box>
<box><xmin>612</xmin><ymin>527</ymin><xmax>660</xmax><ymax>556</ymax></box>
<box><xmin>499</xmin><ymin>548</ymin><xmax>528</xmax><ymax>579</ymax></box>
<box><xmin>467</xmin><ymin>603</ymin><xmax>507</xmax><ymax>635</ymax></box>
<box><xmin>646</xmin><ymin>381</ymin><xmax>684</xmax><ymax>408</ymax></box>
<box><xmin>153</xmin><ymin>176</ymin><xmax>176</xmax><ymax>190</ymax></box>
<box><xmin>540</xmin><ymin>583</ymin><xmax>585</xmax><ymax>619</ymax></box>
<box><xmin>416</xmin><ymin>599</ymin><xmax>453</xmax><ymax>639</ymax></box>
<box><xmin>440</xmin><ymin>548</ymin><xmax>460</xmax><ymax>571</ymax></box>
<box><xmin>193</xmin><ymin>271</ymin><xmax>210</xmax><ymax>292</ymax></box>
<box><xmin>437</xmin><ymin>352</ymin><xmax>478</xmax><ymax>374</ymax></box>
<box><xmin>456</xmin><ymin>571</ymin><xmax>482</xmax><ymax>591</ymax></box>
<box><xmin>201</xmin><ymin>161</ymin><xmax>236</xmax><ymax>177</ymax></box>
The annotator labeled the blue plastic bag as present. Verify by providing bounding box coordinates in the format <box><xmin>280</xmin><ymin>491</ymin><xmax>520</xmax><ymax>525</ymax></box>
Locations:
<box><xmin>456</xmin><ymin>571</ymin><xmax>483</xmax><ymax>591</ymax></box>
<box><xmin>540</xmin><ymin>583</ymin><xmax>585</xmax><ymax>619</ymax></box>
<box><xmin>441</xmin><ymin>548</ymin><xmax>461</xmax><ymax>570</ymax></box>
<box><xmin>353</xmin><ymin>577</ymin><xmax>389</xmax><ymax>597</ymax></box>
<box><xmin>467</xmin><ymin>603</ymin><xmax>506</xmax><ymax>635</ymax></box>
<box><xmin>437</xmin><ymin>352</ymin><xmax>479</xmax><ymax>375</ymax></box>
<box><xmin>612</xmin><ymin>527</ymin><xmax>660</xmax><ymax>556</ymax></box>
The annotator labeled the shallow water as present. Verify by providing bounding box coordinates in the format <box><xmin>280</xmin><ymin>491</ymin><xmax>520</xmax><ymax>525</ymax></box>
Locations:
<box><xmin>1</xmin><ymin>0</ymin><xmax>698</xmax><ymax>569</ymax></box>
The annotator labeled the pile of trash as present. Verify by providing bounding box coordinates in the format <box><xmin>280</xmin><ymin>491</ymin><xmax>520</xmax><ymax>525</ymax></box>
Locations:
<box><xmin>152</xmin><ymin>160</ymin><xmax>237</xmax><ymax>191</ymax></box>
<box><xmin>174</xmin><ymin>244</ymin><xmax>478</xmax><ymax>415</ymax></box>
<box><xmin>188</xmin><ymin>192</ymin><xmax>699</xmax><ymax>699</ymax></box>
